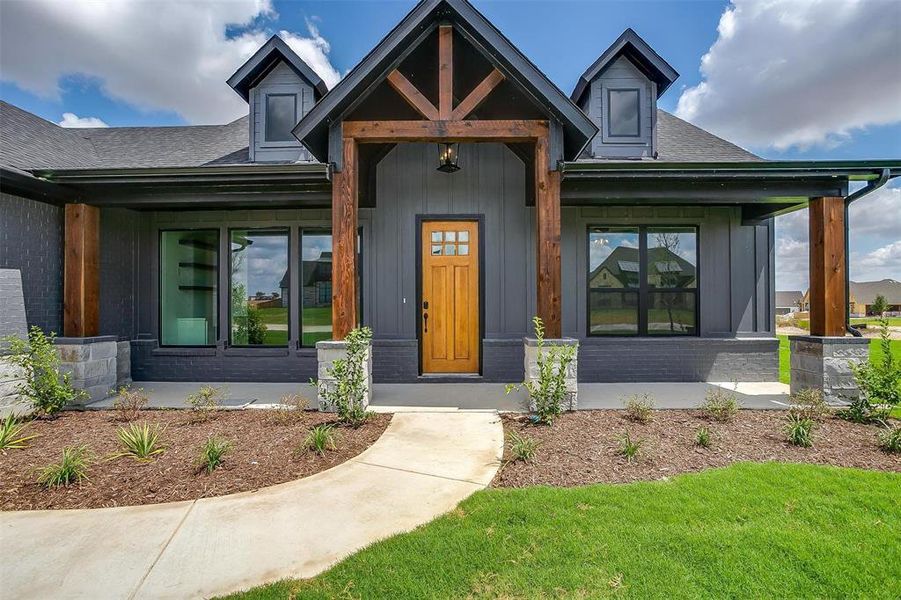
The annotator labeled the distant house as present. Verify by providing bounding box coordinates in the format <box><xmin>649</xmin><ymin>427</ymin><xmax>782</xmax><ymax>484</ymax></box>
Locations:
<box><xmin>775</xmin><ymin>291</ymin><xmax>803</xmax><ymax>315</ymax></box>
<box><xmin>801</xmin><ymin>279</ymin><xmax>901</xmax><ymax>316</ymax></box>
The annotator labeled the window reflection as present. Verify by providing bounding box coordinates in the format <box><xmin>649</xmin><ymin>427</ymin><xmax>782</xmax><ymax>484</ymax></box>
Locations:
<box><xmin>230</xmin><ymin>229</ymin><xmax>289</xmax><ymax>346</ymax></box>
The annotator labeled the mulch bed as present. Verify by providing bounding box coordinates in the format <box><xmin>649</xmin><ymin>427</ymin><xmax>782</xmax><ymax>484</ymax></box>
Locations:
<box><xmin>494</xmin><ymin>410</ymin><xmax>900</xmax><ymax>488</ymax></box>
<box><xmin>0</xmin><ymin>410</ymin><xmax>390</xmax><ymax>511</ymax></box>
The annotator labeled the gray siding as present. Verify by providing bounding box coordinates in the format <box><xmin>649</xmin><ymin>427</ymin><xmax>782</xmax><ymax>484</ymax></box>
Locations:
<box><xmin>0</xmin><ymin>193</ymin><xmax>63</xmax><ymax>334</ymax></box>
<box><xmin>585</xmin><ymin>56</ymin><xmax>656</xmax><ymax>158</ymax></box>
<box><xmin>249</xmin><ymin>62</ymin><xmax>315</xmax><ymax>162</ymax></box>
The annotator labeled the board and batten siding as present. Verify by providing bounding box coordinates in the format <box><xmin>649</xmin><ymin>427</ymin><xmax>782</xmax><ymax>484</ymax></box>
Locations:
<box><xmin>585</xmin><ymin>55</ymin><xmax>656</xmax><ymax>159</ymax></box>
<box><xmin>249</xmin><ymin>61</ymin><xmax>316</xmax><ymax>162</ymax></box>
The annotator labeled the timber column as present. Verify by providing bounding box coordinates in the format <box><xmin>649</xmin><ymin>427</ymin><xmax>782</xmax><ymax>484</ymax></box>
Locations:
<box><xmin>331</xmin><ymin>137</ymin><xmax>359</xmax><ymax>340</ymax></box>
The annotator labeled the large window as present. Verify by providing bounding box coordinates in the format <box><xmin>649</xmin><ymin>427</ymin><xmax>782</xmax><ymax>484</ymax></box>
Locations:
<box><xmin>588</xmin><ymin>226</ymin><xmax>697</xmax><ymax>336</ymax></box>
<box><xmin>230</xmin><ymin>228</ymin><xmax>289</xmax><ymax>346</ymax></box>
<box><xmin>299</xmin><ymin>229</ymin><xmax>362</xmax><ymax>347</ymax></box>
<box><xmin>607</xmin><ymin>88</ymin><xmax>640</xmax><ymax>137</ymax></box>
<box><xmin>160</xmin><ymin>230</ymin><xmax>219</xmax><ymax>346</ymax></box>
<box><xmin>265</xmin><ymin>94</ymin><xmax>296</xmax><ymax>142</ymax></box>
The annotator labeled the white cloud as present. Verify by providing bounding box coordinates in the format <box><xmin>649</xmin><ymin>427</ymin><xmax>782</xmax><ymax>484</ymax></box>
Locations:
<box><xmin>58</xmin><ymin>112</ymin><xmax>108</xmax><ymax>128</ymax></box>
<box><xmin>676</xmin><ymin>0</ymin><xmax>901</xmax><ymax>151</ymax></box>
<box><xmin>0</xmin><ymin>1</ymin><xmax>340</xmax><ymax>125</ymax></box>
<box><xmin>855</xmin><ymin>241</ymin><xmax>901</xmax><ymax>279</ymax></box>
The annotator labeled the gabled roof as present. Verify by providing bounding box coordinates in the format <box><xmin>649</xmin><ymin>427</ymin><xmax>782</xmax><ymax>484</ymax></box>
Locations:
<box><xmin>292</xmin><ymin>0</ymin><xmax>598</xmax><ymax>162</ymax></box>
<box><xmin>849</xmin><ymin>279</ymin><xmax>901</xmax><ymax>305</ymax></box>
<box><xmin>775</xmin><ymin>291</ymin><xmax>803</xmax><ymax>307</ymax></box>
<box><xmin>571</xmin><ymin>28</ymin><xmax>679</xmax><ymax>106</ymax></box>
<box><xmin>590</xmin><ymin>245</ymin><xmax>696</xmax><ymax>288</ymax></box>
<box><xmin>227</xmin><ymin>35</ymin><xmax>328</xmax><ymax>102</ymax></box>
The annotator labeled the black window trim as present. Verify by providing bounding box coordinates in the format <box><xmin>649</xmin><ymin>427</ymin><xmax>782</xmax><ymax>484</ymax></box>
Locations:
<box><xmin>606</xmin><ymin>87</ymin><xmax>641</xmax><ymax>139</ymax></box>
<box><xmin>158</xmin><ymin>228</ymin><xmax>220</xmax><ymax>348</ymax></box>
<box><xmin>587</xmin><ymin>225</ymin><xmax>699</xmax><ymax>337</ymax></box>
<box><xmin>263</xmin><ymin>92</ymin><xmax>299</xmax><ymax>145</ymax></box>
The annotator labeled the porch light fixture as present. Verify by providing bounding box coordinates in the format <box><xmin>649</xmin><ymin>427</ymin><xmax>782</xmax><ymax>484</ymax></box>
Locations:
<box><xmin>436</xmin><ymin>142</ymin><xmax>460</xmax><ymax>173</ymax></box>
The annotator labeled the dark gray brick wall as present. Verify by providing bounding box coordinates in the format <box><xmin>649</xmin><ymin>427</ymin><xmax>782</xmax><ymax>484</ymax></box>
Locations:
<box><xmin>483</xmin><ymin>339</ymin><xmax>524</xmax><ymax>382</ymax></box>
<box><xmin>100</xmin><ymin>208</ymin><xmax>139</xmax><ymax>340</ymax></box>
<box><xmin>0</xmin><ymin>193</ymin><xmax>63</xmax><ymax>334</ymax></box>
<box><xmin>371</xmin><ymin>340</ymin><xmax>419</xmax><ymax>382</ymax></box>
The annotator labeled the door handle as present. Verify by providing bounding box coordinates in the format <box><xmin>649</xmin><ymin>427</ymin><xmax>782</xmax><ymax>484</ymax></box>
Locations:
<box><xmin>423</xmin><ymin>312</ymin><xmax>428</xmax><ymax>333</ymax></box>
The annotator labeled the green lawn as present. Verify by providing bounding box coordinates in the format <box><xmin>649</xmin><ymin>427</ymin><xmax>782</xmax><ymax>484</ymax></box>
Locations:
<box><xmin>224</xmin><ymin>463</ymin><xmax>900</xmax><ymax>599</ymax></box>
<box><xmin>778</xmin><ymin>334</ymin><xmax>901</xmax><ymax>384</ymax></box>
<box><xmin>792</xmin><ymin>317</ymin><xmax>901</xmax><ymax>330</ymax></box>
<box><xmin>257</xmin><ymin>307</ymin><xmax>287</xmax><ymax>325</ymax></box>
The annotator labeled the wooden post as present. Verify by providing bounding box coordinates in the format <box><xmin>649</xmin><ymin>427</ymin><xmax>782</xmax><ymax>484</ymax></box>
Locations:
<box><xmin>438</xmin><ymin>25</ymin><xmax>453</xmax><ymax>120</ymax></box>
<box><xmin>808</xmin><ymin>196</ymin><xmax>846</xmax><ymax>336</ymax></box>
<box><xmin>64</xmin><ymin>203</ymin><xmax>100</xmax><ymax>337</ymax></box>
<box><xmin>534</xmin><ymin>133</ymin><xmax>562</xmax><ymax>338</ymax></box>
<box><xmin>331</xmin><ymin>138</ymin><xmax>358</xmax><ymax>340</ymax></box>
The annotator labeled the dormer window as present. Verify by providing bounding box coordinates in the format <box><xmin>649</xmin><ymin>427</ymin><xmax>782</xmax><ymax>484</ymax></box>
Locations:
<box><xmin>607</xmin><ymin>88</ymin><xmax>640</xmax><ymax>137</ymax></box>
<box><xmin>265</xmin><ymin>94</ymin><xmax>297</xmax><ymax>143</ymax></box>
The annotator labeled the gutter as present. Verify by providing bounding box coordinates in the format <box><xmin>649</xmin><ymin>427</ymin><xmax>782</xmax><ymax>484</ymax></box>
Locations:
<box><xmin>844</xmin><ymin>168</ymin><xmax>893</xmax><ymax>337</ymax></box>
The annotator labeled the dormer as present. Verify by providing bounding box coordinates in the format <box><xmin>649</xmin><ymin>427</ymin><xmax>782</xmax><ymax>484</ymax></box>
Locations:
<box><xmin>572</xmin><ymin>29</ymin><xmax>678</xmax><ymax>159</ymax></box>
<box><xmin>227</xmin><ymin>35</ymin><xmax>328</xmax><ymax>163</ymax></box>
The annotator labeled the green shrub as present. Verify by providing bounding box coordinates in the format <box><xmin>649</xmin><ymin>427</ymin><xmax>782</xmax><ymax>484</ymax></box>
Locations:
<box><xmin>303</xmin><ymin>424</ymin><xmax>339</xmax><ymax>455</ymax></box>
<box><xmin>617</xmin><ymin>431</ymin><xmax>643</xmax><ymax>462</ymax></box>
<box><xmin>695</xmin><ymin>426</ymin><xmax>712</xmax><ymax>448</ymax></box>
<box><xmin>314</xmin><ymin>327</ymin><xmax>372</xmax><ymax>428</ymax></box>
<box><xmin>269</xmin><ymin>393</ymin><xmax>309</xmax><ymax>425</ymax></box>
<box><xmin>789</xmin><ymin>388</ymin><xmax>830</xmax><ymax>422</ymax></box>
<box><xmin>196</xmin><ymin>436</ymin><xmax>230</xmax><ymax>473</ymax></box>
<box><xmin>877</xmin><ymin>427</ymin><xmax>901</xmax><ymax>453</ymax></box>
<box><xmin>701</xmin><ymin>388</ymin><xmax>740</xmax><ymax>422</ymax></box>
<box><xmin>0</xmin><ymin>416</ymin><xmax>38</xmax><ymax>451</ymax></box>
<box><xmin>2</xmin><ymin>326</ymin><xmax>87</xmax><ymax>416</ymax></box>
<box><xmin>37</xmin><ymin>445</ymin><xmax>91</xmax><ymax>487</ymax></box>
<box><xmin>845</xmin><ymin>319</ymin><xmax>900</xmax><ymax>424</ymax></box>
<box><xmin>507</xmin><ymin>430</ymin><xmax>539</xmax><ymax>462</ymax></box>
<box><xmin>112</xmin><ymin>386</ymin><xmax>148</xmax><ymax>422</ymax></box>
<box><xmin>624</xmin><ymin>393</ymin><xmax>655</xmax><ymax>423</ymax></box>
<box><xmin>785</xmin><ymin>413</ymin><xmax>814</xmax><ymax>448</ymax></box>
<box><xmin>186</xmin><ymin>385</ymin><xmax>225</xmax><ymax>418</ymax></box>
<box><xmin>115</xmin><ymin>422</ymin><xmax>165</xmax><ymax>461</ymax></box>
<box><xmin>505</xmin><ymin>316</ymin><xmax>576</xmax><ymax>425</ymax></box>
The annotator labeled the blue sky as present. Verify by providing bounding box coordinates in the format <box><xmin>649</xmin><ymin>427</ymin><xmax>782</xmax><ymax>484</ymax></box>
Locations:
<box><xmin>1</xmin><ymin>0</ymin><xmax>899</xmax><ymax>290</ymax></box>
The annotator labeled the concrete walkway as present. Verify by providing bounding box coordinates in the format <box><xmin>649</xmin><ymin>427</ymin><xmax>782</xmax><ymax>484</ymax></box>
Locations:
<box><xmin>0</xmin><ymin>411</ymin><xmax>504</xmax><ymax>600</ymax></box>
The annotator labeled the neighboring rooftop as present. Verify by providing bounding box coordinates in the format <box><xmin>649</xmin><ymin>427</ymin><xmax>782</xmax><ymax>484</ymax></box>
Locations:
<box><xmin>776</xmin><ymin>291</ymin><xmax>803</xmax><ymax>307</ymax></box>
<box><xmin>850</xmin><ymin>279</ymin><xmax>901</xmax><ymax>305</ymax></box>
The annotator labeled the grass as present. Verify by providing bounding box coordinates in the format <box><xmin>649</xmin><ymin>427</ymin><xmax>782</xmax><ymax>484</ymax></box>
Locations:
<box><xmin>778</xmin><ymin>334</ymin><xmax>901</xmax><ymax>384</ymax></box>
<box><xmin>223</xmin><ymin>463</ymin><xmax>900</xmax><ymax>599</ymax></box>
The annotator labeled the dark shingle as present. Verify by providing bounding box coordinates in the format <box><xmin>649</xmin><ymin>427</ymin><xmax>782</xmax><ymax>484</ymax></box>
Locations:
<box><xmin>655</xmin><ymin>110</ymin><xmax>761</xmax><ymax>162</ymax></box>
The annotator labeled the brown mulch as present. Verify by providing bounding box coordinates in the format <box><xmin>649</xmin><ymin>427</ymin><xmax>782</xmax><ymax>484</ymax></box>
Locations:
<box><xmin>0</xmin><ymin>410</ymin><xmax>390</xmax><ymax>511</ymax></box>
<box><xmin>493</xmin><ymin>410</ymin><xmax>900</xmax><ymax>488</ymax></box>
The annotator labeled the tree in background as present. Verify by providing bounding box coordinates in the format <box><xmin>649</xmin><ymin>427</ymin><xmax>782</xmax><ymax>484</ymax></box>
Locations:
<box><xmin>870</xmin><ymin>294</ymin><xmax>888</xmax><ymax>317</ymax></box>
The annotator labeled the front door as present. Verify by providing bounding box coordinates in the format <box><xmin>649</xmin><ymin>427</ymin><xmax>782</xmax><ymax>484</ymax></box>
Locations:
<box><xmin>421</xmin><ymin>220</ymin><xmax>479</xmax><ymax>374</ymax></box>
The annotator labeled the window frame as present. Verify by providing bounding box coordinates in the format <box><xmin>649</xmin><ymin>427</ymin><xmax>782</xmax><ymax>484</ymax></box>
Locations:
<box><xmin>586</xmin><ymin>225</ymin><xmax>699</xmax><ymax>337</ymax></box>
<box><xmin>262</xmin><ymin>92</ymin><xmax>299</xmax><ymax>146</ymax></box>
<box><xmin>158</xmin><ymin>228</ymin><xmax>220</xmax><ymax>348</ymax></box>
<box><xmin>227</xmin><ymin>226</ymin><xmax>291</xmax><ymax>348</ymax></box>
<box><xmin>603</xmin><ymin>86</ymin><xmax>642</xmax><ymax>141</ymax></box>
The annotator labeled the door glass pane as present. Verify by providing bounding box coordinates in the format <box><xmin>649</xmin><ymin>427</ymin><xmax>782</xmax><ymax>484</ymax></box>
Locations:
<box><xmin>265</xmin><ymin>95</ymin><xmax>296</xmax><ymax>142</ymax></box>
<box><xmin>445</xmin><ymin>231</ymin><xmax>456</xmax><ymax>242</ymax></box>
<box><xmin>444</xmin><ymin>244</ymin><xmax>456</xmax><ymax>256</ymax></box>
<box><xmin>648</xmin><ymin>291</ymin><xmax>696</xmax><ymax>335</ymax></box>
<box><xmin>160</xmin><ymin>230</ymin><xmax>218</xmax><ymax>346</ymax></box>
<box><xmin>458</xmin><ymin>230</ymin><xmax>469</xmax><ymax>242</ymax></box>
<box><xmin>648</xmin><ymin>228</ymin><xmax>697</xmax><ymax>289</ymax></box>
<box><xmin>301</xmin><ymin>231</ymin><xmax>333</xmax><ymax>347</ymax></box>
<box><xmin>589</xmin><ymin>291</ymin><xmax>638</xmax><ymax>335</ymax></box>
<box><xmin>458</xmin><ymin>244</ymin><xmax>469</xmax><ymax>256</ymax></box>
<box><xmin>230</xmin><ymin>229</ymin><xmax>289</xmax><ymax>346</ymax></box>
<box><xmin>608</xmin><ymin>89</ymin><xmax>640</xmax><ymax>137</ymax></box>
<box><xmin>431</xmin><ymin>231</ymin><xmax>442</xmax><ymax>242</ymax></box>
<box><xmin>432</xmin><ymin>244</ymin><xmax>442</xmax><ymax>255</ymax></box>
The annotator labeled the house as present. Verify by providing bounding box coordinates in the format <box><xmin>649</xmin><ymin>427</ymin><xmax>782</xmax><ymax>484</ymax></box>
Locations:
<box><xmin>802</xmin><ymin>279</ymin><xmax>901</xmax><ymax>317</ymax></box>
<box><xmin>775</xmin><ymin>291</ymin><xmax>803</xmax><ymax>316</ymax></box>
<box><xmin>1</xmin><ymin>0</ymin><xmax>898</xmax><ymax>400</ymax></box>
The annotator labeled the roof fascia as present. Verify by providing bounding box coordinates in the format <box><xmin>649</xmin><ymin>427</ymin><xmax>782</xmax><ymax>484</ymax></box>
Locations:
<box><xmin>227</xmin><ymin>35</ymin><xmax>328</xmax><ymax>101</ymax></box>
<box><xmin>563</xmin><ymin>160</ymin><xmax>901</xmax><ymax>180</ymax></box>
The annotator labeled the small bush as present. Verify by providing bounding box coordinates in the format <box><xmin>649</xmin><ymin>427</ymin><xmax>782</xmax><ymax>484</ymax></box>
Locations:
<box><xmin>314</xmin><ymin>327</ymin><xmax>372</xmax><ymax>428</ymax></box>
<box><xmin>0</xmin><ymin>416</ymin><xmax>38</xmax><ymax>451</ymax></box>
<box><xmin>701</xmin><ymin>388</ymin><xmax>740</xmax><ymax>422</ymax></box>
<box><xmin>2</xmin><ymin>326</ymin><xmax>87</xmax><ymax>416</ymax></box>
<box><xmin>112</xmin><ymin>386</ymin><xmax>148</xmax><ymax>421</ymax></box>
<box><xmin>507</xmin><ymin>430</ymin><xmax>539</xmax><ymax>462</ymax></box>
<box><xmin>877</xmin><ymin>427</ymin><xmax>901</xmax><ymax>453</ymax></box>
<box><xmin>186</xmin><ymin>385</ymin><xmax>225</xmax><ymax>418</ymax></box>
<box><xmin>785</xmin><ymin>413</ymin><xmax>814</xmax><ymax>448</ymax></box>
<box><xmin>624</xmin><ymin>393</ymin><xmax>655</xmax><ymax>423</ymax></box>
<box><xmin>196</xmin><ymin>436</ymin><xmax>230</xmax><ymax>473</ymax></box>
<box><xmin>695</xmin><ymin>426</ymin><xmax>712</xmax><ymax>448</ymax></box>
<box><xmin>789</xmin><ymin>388</ymin><xmax>830</xmax><ymax>422</ymax></box>
<box><xmin>115</xmin><ymin>422</ymin><xmax>165</xmax><ymax>461</ymax></box>
<box><xmin>37</xmin><ymin>445</ymin><xmax>91</xmax><ymax>487</ymax></box>
<box><xmin>849</xmin><ymin>319</ymin><xmax>900</xmax><ymax>420</ymax></box>
<box><xmin>836</xmin><ymin>397</ymin><xmax>879</xmax><ymax>425</ymax></box>
<box><xmin>617</xmin><ymin>431</ymin><xmax>643</xmax><ymax>462</ymax></box>
<box><xmin>303</xmin><ymin>424</ymin><xmax>339</xmax><ymax>455</ymax></box>
<box><xmin>269</xmin><ymin>393</ymin><xmax>310</xmax><ymax>425</ymax></box>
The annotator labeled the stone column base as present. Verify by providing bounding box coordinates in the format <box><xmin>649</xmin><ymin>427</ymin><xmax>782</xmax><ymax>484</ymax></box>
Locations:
<box><xmin>55</xmin><ymin>336</ymin><xmax>119</xmax><ymax>406</ymax></box>
<box><xmin>315</xmin><ymin>340</ymin><xmax>372</xmax><ymax>412</ymax></box>
<box><xmin>0</xmin><ymin>356</ymin><xmax>27</xmax><ymax>414</ymax></box>
<box><xmin>789</xmin><ymin>335</ymin><xmax>869</xmax><ymax>404</ymax></box>
<box><xmin>116</xmin><ymin>340</ymin><xmax>132</xmax><ymax>387</ymax></box>
<box><xmin>523</xmin><ymin>337</ymin><xmax>579</xmax><ymax>411</ymax></box>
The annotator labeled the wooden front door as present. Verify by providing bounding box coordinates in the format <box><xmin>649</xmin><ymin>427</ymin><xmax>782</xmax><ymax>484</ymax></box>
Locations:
<box><xmin>421</xmin><ymin>220</ymin><xmax>479</xmax><ymax>374</ymax></box>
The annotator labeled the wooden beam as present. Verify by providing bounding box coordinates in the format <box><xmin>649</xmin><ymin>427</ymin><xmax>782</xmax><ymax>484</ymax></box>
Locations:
<box><xmin>63</xmin><ymin>203</ymin><xmax>100</xmax><ymax>337</ymax></box>
<box><xmin>331</xmin><ymin>138</ymin><xmax>359</xmax><ymax>340</ymax></box>
<box><xmin>534</xmin><ymin>133</ymin><xmax>562</xmax><ymax>338</ymax></box>
<box><xmin>451</xmin><ymin>68</ymin><xmax>505</xmax><ymax>120</ymax></box>
<box><xmin>438</xmin><ymin>25</ymin><xmax>453</xmax><ymax>119</ymax></box>
<box><xmin>386</xmin><ymin>70</ymin><xmax>439</xmax><ymax>121</ymax></box>
<box><xmin>343</xmin><ymin>119</ymin><xmax>547</xmax><ymax>143</ymax></box>
<box><xmin>808</xmin><ymin>196</ymin><xmax>846</xmax><ymax>336</ymax></box>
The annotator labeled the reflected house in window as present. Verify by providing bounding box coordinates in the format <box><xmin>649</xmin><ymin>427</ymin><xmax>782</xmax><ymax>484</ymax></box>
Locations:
<box><xmin>301</xmin><ymin>251</ymin><xmax>333</xmax><ymax>308</ymax></box>
<box><xmin>589</xmin><ymin>246</ymin><xmax>695</xmax><ymax>290</ymax></box>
